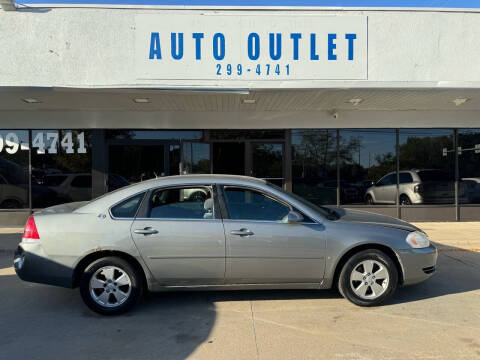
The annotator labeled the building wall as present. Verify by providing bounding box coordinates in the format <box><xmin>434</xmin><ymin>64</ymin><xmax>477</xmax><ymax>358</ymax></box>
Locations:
<box><xmin>1</xmin><ymin>8</ymin><xmax>480</xmax><ymax>89</ymax></box>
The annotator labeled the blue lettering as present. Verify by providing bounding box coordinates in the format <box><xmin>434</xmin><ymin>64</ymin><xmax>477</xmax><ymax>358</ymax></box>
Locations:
<box><xmin>213</xmin><ymin>33</ymin><xmax>225</xmax><ymax>61</ymax></box>
<box><xmin>310</xmin><ymin>33</ymin><xmax>319</xmax><ymax>60</ymax></box>
<box><xmin>269</xmin><ymin>33</ymin><xmax>282</xmax><ymax>61</ymax></box>
<box><xmin>192</xmin><ymin>33</ymin><xmax>204</xmax><ymax>60</ymax></box>
<box><xmin>328</xmin><ymin>33</ymin><xmax>337</xmax><ymax>60</ymax></box>
<box><xmin>248</xmin><ymin>33</ymin><xmax>260</xmax><ymax>60</ymax></box>
<box><xmin>171</xmin><ymin>33</ymin><xmax>183</xmax><ymax>60</ymax></box>
<box><xmin>149</xmin><ymin>32</ymin><xmax>162</xmax><ymax>59</ymax></box>
<box><xmin>290</xmin><ymin>33</ymin><xmax>301</xmax><ymax>60</ymax></box>
<box><xmin>345</xmin><ymin>33</ymin><xmax>356</xmax><ymax>60</ymax></box>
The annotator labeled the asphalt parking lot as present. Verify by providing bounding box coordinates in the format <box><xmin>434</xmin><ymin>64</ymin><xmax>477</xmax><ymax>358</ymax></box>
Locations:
<box><xmin>1</xmin><ymin>228</ymin><xmax>479</xmax><ymax>360</ymax></box>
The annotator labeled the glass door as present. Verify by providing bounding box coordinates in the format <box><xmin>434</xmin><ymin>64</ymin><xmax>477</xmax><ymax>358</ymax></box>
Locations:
<box><xmin>180</xmin><ymin>142</ymin><xmax>211</xmax><ymax>174</ymax></box>
<box><xmin>250</xmin><ymin>142</ymin><xmax>285</xmax><ymax>187</ymax></box>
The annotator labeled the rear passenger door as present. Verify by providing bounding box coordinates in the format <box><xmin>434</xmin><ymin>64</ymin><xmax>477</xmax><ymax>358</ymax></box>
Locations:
<box><xmin>130</xmin><ymin>185</ymin><xmax>226</xmax><ymax>286</ymax></box>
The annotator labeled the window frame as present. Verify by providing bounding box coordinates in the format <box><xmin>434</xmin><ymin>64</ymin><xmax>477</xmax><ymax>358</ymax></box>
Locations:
<box><xmin>109</xmin><ymin>191</ymin><xmax>147</xmax><ymax>220</ymax></box>
<box><xmin>219</xmin><ymin>185</ymin><xmax>300</xmax><ymax>223</ymax></box>
<box><xmin>135</xmin><ymin>184</ymin><xmax>219</xmax><ymax>221</ymax></box>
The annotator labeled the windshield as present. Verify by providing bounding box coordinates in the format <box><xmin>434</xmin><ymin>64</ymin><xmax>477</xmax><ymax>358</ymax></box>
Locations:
<box><xmin>266</xmin><ymin>182</ymin><xmax>338</xmax><ymax>220</ymax></box>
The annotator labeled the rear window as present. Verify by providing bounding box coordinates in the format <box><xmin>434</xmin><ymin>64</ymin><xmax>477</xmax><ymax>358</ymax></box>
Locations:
<box><xmin>110</xmin><ymin>193</ymin><xmax>145</xmax><ymax>219</ymax></box>
<box><xmin>45</xmin><ymin>175</ymin><xmax>68</xmax><ymax>186</ymax></box>
<box><xmin>399</xmin><ymin>172</ymin><xmax>413</xmax><ymax>184</ymax></box>
<box><xmin>417</xmin><ymin>170</ymin><xmax>452</xmax><ymax>182</ymax></box>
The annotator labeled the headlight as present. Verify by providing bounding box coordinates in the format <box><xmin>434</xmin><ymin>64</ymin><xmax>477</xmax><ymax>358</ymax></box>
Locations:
<box><xmin>406</xmin><ymin>231</ymin><xmax>430</xmax><ymax>249</ymax></box>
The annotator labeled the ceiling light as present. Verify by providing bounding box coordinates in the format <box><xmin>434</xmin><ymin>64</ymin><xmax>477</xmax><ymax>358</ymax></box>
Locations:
<box><xmin>453</xmin><ymin>98</ymin><xmax>469</xmax><ymax>106</ymax></box>
<box><xmin>347</xmin><ymin>98</ymin><xmax>363</xmax><ymax>106</ymax></box>
<box><xmin>22</xmin><ymin>98</ymin><xmax>41</xmax><ymax>104</ymax></box>
<box><xmin>133</xmin><ymin>98</ymin><xmax>150</xmax><ymax>103</ymax></box>
<box><xmin>242</xmin><ymin>99</ymin><xmax>256</xmax><ymax>104</ymax></box>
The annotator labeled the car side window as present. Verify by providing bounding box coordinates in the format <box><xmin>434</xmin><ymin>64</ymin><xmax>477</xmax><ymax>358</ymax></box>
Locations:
<box><xmin>223</xmin><ymin>187</ymin><xmax>290</xmax><ymax>221</ymax></box>
<box><xmin>378</xmin><ymin>174</ymin><xmax>395</xmax><ymax>186</ymax></box>
<box><xmin>148</xmin><ymin>186</ymin><xmax>214</xmax><ymax>220</ymax></box>
<box><xmin>399</xmin><ymin>172</ymin><xmax>413</xmax><ymax>184</ymax></box>
<box><xmin>111</xmin><ymin>192</ymin><xmax>145</xmax><ymax>219</ymax></box>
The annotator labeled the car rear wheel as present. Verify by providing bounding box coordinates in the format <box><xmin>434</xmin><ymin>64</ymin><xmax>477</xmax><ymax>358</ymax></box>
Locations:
<box><xmin>399</xmin><ymin>195</ymin><xmax>412</xmax><ymax>205</ymax></box>
<box><xmin>80</xmin><ymin>257</ymin><xmax>144</xmax><ymax>315</ymax></box>
<box><xmin>365</xmin><ymin>195</ymin><xmax>374</xmax><ymax>205</ymax></box>
<box><xmin>338</xmin><ymin>249</ymin><xmax>398</xmax><ymax>307</ymax></box>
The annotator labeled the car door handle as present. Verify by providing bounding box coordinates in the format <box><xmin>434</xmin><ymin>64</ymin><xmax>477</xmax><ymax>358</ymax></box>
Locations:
<box><xmin>230</xmin><ymin>229</ymin><xmax>254</xmax><ymax>237</ymax></box>
<box><xmin>134</xmin><ymin>227</ymin><xmax>158</xmax><ymax>235</ymax></box>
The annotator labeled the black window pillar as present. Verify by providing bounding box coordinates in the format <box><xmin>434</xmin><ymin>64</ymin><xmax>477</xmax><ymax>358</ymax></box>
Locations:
<box><xmin>91</xmin><ymin>129</ymin><xmax>107</xmax><ymax>198</ymax></box>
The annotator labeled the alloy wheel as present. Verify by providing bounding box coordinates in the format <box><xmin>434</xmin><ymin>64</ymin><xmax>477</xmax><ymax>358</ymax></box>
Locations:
<box><xmin>89</xmin><ymin>266</ymin><xmax>132</xmax><ymax>308</ymax></box>
<box><xmin>349</xmin><ymin>260</ymin><xmax>389</xmax><ymax>300</ymax></box>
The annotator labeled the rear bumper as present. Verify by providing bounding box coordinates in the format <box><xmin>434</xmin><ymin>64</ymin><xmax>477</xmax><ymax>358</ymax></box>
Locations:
<box><xmin>14</xmin><ymin>245</ymin><xmax>74</xmax><ymax>288</ymax></box>
<box><xmin>398</xmin><ymin>244</ymin><xmax>438</xmax><ymax>286</ymax></box>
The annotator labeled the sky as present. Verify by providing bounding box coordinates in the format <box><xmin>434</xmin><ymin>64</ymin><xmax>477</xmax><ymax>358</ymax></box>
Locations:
<box><xmin>15</xmin><ymin>0</ymin><xmax>480</xmax><ymax>7</ymax></box>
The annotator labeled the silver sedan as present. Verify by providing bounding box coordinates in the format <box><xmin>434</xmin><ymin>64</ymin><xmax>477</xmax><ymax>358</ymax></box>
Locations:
<box><xmin>14</xmin><ymin>175</ymin><xmax>437</xmax><ymax>315</ymax></box>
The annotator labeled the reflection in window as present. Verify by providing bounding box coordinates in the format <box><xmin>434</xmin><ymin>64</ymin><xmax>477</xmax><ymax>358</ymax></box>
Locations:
<box><xmin>0</xmin><ymin>130</ymin><xmax>29</xmax><ymax>209</ymax></box>
<box><xmin>106</xmin><ymin>130</ymin><xmax>203</xmax><ymax>141</ymax></box>
<box><xmin>31</xmin><ymin>130</ymin><xmax>92</xmax><ymax>208</ymax></box>
<box><xmin>251</xmin><ymin>143</ymin><xmax>284</xmax><ymax>187</ymax></box>
<box><xmin>399</xmin><ymin>129</ymin><xmax>454</xmax><ymax>205</ymax></box>
<box><xmin>181</xmin><ymin>142</ymin><xmax>210</xmax><ymax>174</ymax></box>
<box><xmin>340</xmin><ymin>130</ymin><xmax>396</xmax><ymax>205</ymax></box>
<box><xmin>292</xmin><ymin>130</ymin><xmax>337</xmax><ymax>205</ymax></box>
<box><xmin>459</xmin><ymin>129</ymin><xmax>480</xmax><ymax>204</ymax></box>
<box><xmin>108</xmin><ymin>145</ymin><xmax>165</xmax><ymax>191</ymax></box>
<box><xmin>224</xmin><ymin>187</ymin><xmax>290</xmax><ymax>221</ymax></box>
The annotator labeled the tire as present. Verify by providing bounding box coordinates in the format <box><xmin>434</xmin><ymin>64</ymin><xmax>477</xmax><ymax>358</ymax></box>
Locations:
<box><xmin>399</xmin><ymin>195</ymin><xmax>412</xmax><ymax>205</ymax></box>
<box><xmin>1</xmin><ymin>199</ymin><xmax>22</xmax><ymax>209</ymax></box>
<box><xmin>365</xmin><ymin>195</ymin><xmax>374</xmax><ymax>205</ymax></box>
<box><xmin>338</xmin><ymin>249</ymin><xmax>398</xmax><ymax>307</ymax></box>
<box><xmin>80</xmin><ymin>257</ymin><xmax>144</xmax><ymax>315</ymax></box>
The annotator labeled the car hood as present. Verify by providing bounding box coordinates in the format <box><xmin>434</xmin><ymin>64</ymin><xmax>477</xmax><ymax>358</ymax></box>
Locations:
<box><xmin>333</xmin><ymin>208</ymin><xmax>421</xmax><ymax>232</ymax></box>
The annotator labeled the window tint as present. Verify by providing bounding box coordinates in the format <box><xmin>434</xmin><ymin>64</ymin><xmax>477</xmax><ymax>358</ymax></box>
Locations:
<box><xmin>399</xmin><ymin>172</ymin><xmax>413</xmax><ymax>184</ymax></box>
<box><xmin>224</xmin><ymin>187</ymin><xmax>290</xmax><ymax>221</ymax></box>
<box><xmin>70</xmin><ymin>175</ymin><xmax>92</xmax><ymax>188</ymax></box>
<box><xmin>111</xmin><ymin>193</ymin><xmax>145</xmax><ymax>218</ymax></box>
<box><xmin>378</xmin><ymin>174</ymin><xmax>396</xmax><ymax>186</ymax></box>
<box><xmin>148</xmin><ymin>187</ymin><xmax>213</xmax><ymax>219</ymax></box>
<box><xmin>339</xmin><ymin>129</ymin><xmax>396</xmax><ymax>205</ymax></box>
<box><xmin>399</xmin><ymin>129</ymin><xmax>454</xmax><ymax>205</ymax></box>
<box><xmin>458</xmin><ymin>129</ymin><xmax>480</xmax><ymax>204</ymax></box>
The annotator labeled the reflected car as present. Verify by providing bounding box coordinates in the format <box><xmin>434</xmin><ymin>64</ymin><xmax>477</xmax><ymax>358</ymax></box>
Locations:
<box><xmin>15</xmin><ymin>175</ymin><xmax>437</xmax><ymax>315</ymax></box>
<box><xmin>365</xmin><ymin>169</ymin><xmax>468</xmax><ymax>205</ymax></box>
<box><xmin>45</xmin><ymin>173</ymin><xmax>92</xmax><ymax>203</ymax></box>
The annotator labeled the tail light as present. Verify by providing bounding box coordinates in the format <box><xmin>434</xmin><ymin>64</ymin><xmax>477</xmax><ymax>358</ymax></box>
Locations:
<box><xmin>414</xmin><ymin>184</ymin><xmax>424</xmax><ymax>194</ymax></box>
<box><xmin>22</xmin><ymin>215</ymin><xmax>40</xmax><ymax>243</ymax></box>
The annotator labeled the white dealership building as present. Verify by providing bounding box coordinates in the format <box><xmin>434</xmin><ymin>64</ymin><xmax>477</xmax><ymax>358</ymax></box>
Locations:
<box><xmin>0</xmin><ymin>0</ymin><xmax>480</xmax><ymax>224</ymax></box>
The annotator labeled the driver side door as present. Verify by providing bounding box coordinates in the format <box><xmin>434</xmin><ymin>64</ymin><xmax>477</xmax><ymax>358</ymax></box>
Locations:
<box><xmin>221</xmin><ymin>186</ymin><xmax>326</xmax><ymax>284</ymax></box>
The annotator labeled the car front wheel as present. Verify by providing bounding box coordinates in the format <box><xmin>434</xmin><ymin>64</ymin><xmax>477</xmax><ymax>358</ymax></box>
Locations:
<box><xmin>338</xmin><ymin>249</ymin><xmax>398</xmax><ymax>307</ymax></box>
<box><xmin>80</xmin><ymin>257</ymin><xmax>144</xmax><ymax>315</ymax></box>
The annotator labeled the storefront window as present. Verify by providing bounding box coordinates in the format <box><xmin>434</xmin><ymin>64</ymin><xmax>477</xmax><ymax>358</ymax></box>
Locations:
<box><xmin>106</xmin><ymin>130</ymin><xmax>203</xmax><ymax>140</ymax></box>
<box><xmin>340</xmin><ymin>130</ymin><xmax>396</xmax><ymax>205</ymax></box>
<box><xmin>458</xmin><ymin>129</ymin><xmax>480</xmax><ymax>204</ymax></box>
<box><xmin>31</xmin><ymin>130</ymin><xmax>92</xmax><ymax>208</ymax></box>
<box><xmin>108</xmin><ymin>145</ymin><xmax>165</xmax><ymax>191</ymax></box>
<box><xmin>292</xmin><ymin>130</ymin><xmax>337</xmax><ymax>205</ymax></box>
<box><xmin>210</xmin><ymin>130</ymin><xmax>285</xmax><ymax>140</ymax></box>
<box><xmin>0</xmin><ymin>130</ymin><xmax>29</xmax><ymax>209</ymax></box>
<box><xmin>398</xmin><ymin>129</ymin><xmax>454</xmax><ymax>205</ymax></box>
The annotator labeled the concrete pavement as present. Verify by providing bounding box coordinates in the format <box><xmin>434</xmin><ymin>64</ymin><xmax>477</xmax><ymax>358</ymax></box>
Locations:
<box><xmin>0</xmin><ymin>225</ymin><xmax>479</xmax><ymax>360</ymax></box>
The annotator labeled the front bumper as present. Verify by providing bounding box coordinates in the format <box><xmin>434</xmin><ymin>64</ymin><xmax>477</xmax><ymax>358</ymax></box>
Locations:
<box><xmin>14</xmin><ymin>245</ymin><xmax>74</xmax><ymax>288</ymax></box>
<box><xmin>397</xmin><ymin>244</ymin><xmax>438</xmax><ymax>286</ymax></box>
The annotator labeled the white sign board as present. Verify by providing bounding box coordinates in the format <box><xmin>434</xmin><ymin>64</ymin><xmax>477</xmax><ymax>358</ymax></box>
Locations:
<box><xmin>135</xmin><ymin>14</ymin><xmax>367</xmax><ymax>81</ymax></box>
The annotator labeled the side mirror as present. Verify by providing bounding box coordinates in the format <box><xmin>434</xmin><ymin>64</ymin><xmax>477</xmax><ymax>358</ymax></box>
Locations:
<box><xmin>284</xmin><ymin>210</ymin><xmax>304</xmax><ymax>223</ymax></box>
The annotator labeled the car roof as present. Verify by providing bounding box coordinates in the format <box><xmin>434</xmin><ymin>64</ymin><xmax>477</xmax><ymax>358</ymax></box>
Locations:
<box><xmin>77</xmin><ymin>174</ymin><xmax>269</xmax><ymax>213</ymax></box>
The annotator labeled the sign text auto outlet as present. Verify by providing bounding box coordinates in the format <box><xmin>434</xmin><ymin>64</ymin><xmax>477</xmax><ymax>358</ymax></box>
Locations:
<box><xmin>135</xmin><ymin>15</ymin><xmax>367</xmax><ymax>81</ymax></box>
